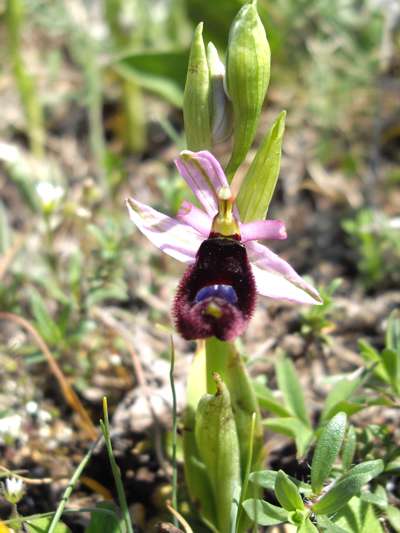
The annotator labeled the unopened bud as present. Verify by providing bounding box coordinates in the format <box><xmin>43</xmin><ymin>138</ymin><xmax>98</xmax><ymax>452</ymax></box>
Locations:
<box><xmin>225</xmin><ymin>0</ymin><xmax>271</xmax><ymax>180</ymax></box>
<box><xmin>207</xmin><ymin>42</ymin><xmax>233</xmax><ymax>145</ymax></box>
<box><xmin>183</xmin><ymin>23</ymin><xmax>211</xmax><ymax>151</ymax></box>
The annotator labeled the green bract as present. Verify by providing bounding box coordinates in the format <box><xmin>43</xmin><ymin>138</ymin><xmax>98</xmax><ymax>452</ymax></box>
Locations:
<box><xmin>236</xmin><ymin>110</ymin><xmax>286</xmax><ymax>222</ymax></box>
<box><xmin>225</xmin><ymin>0</ymin><xmax>271</xmax><ymax>180</ymax></box>
<box><xmin>183</xmin><ymin>23</ymin><xmax>211</xmax><ymax>151</ymax></box>
<box><xmin>195</xmin><ymin>373</ymin><xmax>241</xmax><ymax>533</ymax></box>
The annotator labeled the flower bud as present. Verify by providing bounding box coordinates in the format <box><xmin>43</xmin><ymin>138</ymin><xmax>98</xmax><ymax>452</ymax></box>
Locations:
<box><xmin>207</xmin><ymin>42</ymin><xmax>233</xmax><ymax>145</ymax></box>
<box><xmin>225</xmin><ymin>0</ymin><xmax>271</xmax><ymax>180</ymax></box>
<box><xmin>195</xmin><ymin>374</ymin><xmax>241</xmax><ymax>533</ymax></box>
<box><xmin>183</xmin><ymin>23</ymin><xmax>211</xmax><ymax>151</ymax></box>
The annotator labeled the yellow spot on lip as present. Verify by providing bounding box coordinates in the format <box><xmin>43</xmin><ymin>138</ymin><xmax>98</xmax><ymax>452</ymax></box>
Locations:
<box><xmin>204</xmin><ymin>302</ymin><xmax>223</xmax><ymax>318</ymax></box>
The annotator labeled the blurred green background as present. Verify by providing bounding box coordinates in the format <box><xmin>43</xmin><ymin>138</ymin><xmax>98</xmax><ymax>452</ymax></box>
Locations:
<box><xmin>0</xmin><ymin>0</ymin><xmax>399</xmax><ymax>526</ymax></box>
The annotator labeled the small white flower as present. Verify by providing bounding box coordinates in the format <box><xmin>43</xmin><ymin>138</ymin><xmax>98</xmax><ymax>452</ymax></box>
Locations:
<box><xmin>0</xmin><ymin>414</ymin><xmax>22</xmax><ymax>442</ymax></box>
<box><xmin>35</xmin><ymin>181</ymin><xmax>64</xmax><ymax>212</ymax></box>
<box><xmin>2</xmin><ymin>477</ymin><xmax>25</xmax><ymax>504</ymax></box>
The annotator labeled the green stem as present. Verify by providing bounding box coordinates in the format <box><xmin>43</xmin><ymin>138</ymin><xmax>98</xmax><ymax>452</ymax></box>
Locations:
<box><xmin>101</xmin><ymin>397</ymin><xmax>134</xmax><ymax>533</ymax></box>
<box><xmin>205</xmin><ymin>337</ymin><xmax>232</xmax><ymax>393</ymax></box>
<box><xmin>6</xmin><ymin>0</ymin><xmax>45</xmax><ymax>158</ymax></box>
<box><xmin>47</xmin><ymin>435</ymin><xmax>102</xmax><ymax>533</ymax></box>
<box><xmin>169</xmin><ymin>337</ymin><xmax>179</xmax><ymax>527</ymax></box>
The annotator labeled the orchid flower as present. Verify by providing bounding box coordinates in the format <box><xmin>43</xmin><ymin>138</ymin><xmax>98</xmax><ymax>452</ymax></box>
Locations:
<box><xmin>127</xmin><ymin>150</ymin><xmax>321</xmax><ymax>341</ymax></box>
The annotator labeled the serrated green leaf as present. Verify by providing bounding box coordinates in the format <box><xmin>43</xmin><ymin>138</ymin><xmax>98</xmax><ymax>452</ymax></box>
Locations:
<box><xmin>275</xmin><ymin>358</ymin><xmax>311</xmax><ymax>427</ymax></box>
<box><xmin>263</xmin><ymin>417</ymin><xmax>313</xmax><ymax>458</ymax></box>
<box><xmin>312</xmin><ymin>460</ymin><xmax>384</xmax><ymax>515</ymax></box>
<box><xmin>341</xmin><ymin>424</ymin><xmax>357</xmax><ymax>471</ymax></box>
<box><xmin>242</xmin><ymin>498</ymin><xmax>288</xmax><ymax>526</ymax></box>
<box><xmin>236</xmin><ymin>110</ymin><xmax>286</xmax><ymax>221</ymax></box>
<box><xmin>275</xmin><ymin>470</ymin><xmax>304</xmax><ymax>511</ymax></box>
<box><xmin>253</xmin><ymin>382</ymin><xmax>291</xmax><ymax>417</ymax></box>
<box><xmin>25</xmin><ymin>517</ymin><xmax>70</xmax><ymax>533</ymax></box>
<box><xmin>249</xmin><ymin>470</ymin><xmax>312</xmax><ymax>495</ymax></box>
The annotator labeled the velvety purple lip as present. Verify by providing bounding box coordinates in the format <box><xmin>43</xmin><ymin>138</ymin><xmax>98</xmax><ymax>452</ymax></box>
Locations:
<box><xmin>194</xmin><ymin>284</ymin><xmax>239</xmax><ymax>305</ymax></box>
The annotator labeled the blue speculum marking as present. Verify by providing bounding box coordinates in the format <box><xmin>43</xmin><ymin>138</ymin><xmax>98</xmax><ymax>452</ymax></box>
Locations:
<box><xmin>194</xmin><ymin>284</ymin><xmax>238</xmax><ymax>305</ymax></box>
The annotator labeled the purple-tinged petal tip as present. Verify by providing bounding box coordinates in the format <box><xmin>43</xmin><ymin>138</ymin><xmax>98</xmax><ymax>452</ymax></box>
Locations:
<box><xmin>241</xmin><ymin>219</ymin><xmax>287</xmax><ymax>242</ymax></box>
<box><xmin>126</xmin><ymin>197</ymin><xmax>202</xmax><ymax>264</ymax></box>
<box><xmin>247</xmin><ymin>241</ymin><xmax>322</xmax><ymax>305</ymax></box>
<box><xmin>175</xmin><ymin>150</ymin><xmax>230</xmax><ymax>217</ymax></box>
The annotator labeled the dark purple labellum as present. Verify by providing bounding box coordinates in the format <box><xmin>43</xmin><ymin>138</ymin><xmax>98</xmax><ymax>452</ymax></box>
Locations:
<box><xmin>173</xmin><ymin>237</ymin><xmax>256</xmax><ymax>341</ymax></box>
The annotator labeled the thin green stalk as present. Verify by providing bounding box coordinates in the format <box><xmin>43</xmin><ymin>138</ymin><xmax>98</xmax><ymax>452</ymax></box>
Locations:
<box><xmin>234</xmin><ymin>412</ymin><xmax>256</xmax><ymax>533</ymax></box>
<box><xmin>100</xmin><ymin>397</ymin><xmax>134</xmax><ymax>533</ymax></box>
<box><xmin>205</xmin><ymin>337</ymin><xmax>232</xmax><ymax>393</ymax></box>
<box><xmin>6</xmin><ymin>0</ymin><xmax>45</xmax><ymax>158</ymax></box>
<box><xmin>169</xmin><ymin>337</ymin><xmax>179</xmax><ymax>527</ymax></box>
<box><xmin>47</xmin><ymin>435</ymin><xmax>102</xmax><ymax>533</ymax></box>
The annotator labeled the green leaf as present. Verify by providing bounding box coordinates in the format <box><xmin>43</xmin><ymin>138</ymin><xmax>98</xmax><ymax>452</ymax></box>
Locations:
<box><xmin>316</xmin><ymin>515</ymin><xmax>349</xmax><ymax>532</ymax></box>
<box><xmin>333</xmin><ymin>497</ymin><xmax>384</xmax><ymax>533</ymax></box>
<box><xmin>275</xmin><ymin>470</ymin><xmax>304</xmax><ymax>511</ymax></box>
<box><xmin>112</xmin><ymin>49</ymin><xmax>187</xmax><ymax>107</ymax></box>
<box><xmin>25</xmin><ymin>517</ymin><xmax>71</xmax><ymax>533</ymax></box>
<box><xmin>263</xmin><ymin>417</ymin><xmax>313</xmax><ymax>458</ymax></box>
<box><xmin>30</xmin><ymin>288</ymin><xmax>62</xmax><ymax>345</ymax></box>
<box><xmin>236</xmin><ymin>110</ymin><xmax>286</xmax><ymax>221</ymax></box>
<box><xmin>341</xmin><ymin>424</ymin><xmax>357</xmax><ymax>471</ymax></box>
<box><xmin>242</xmin><ymin>498</ymin><xmax>289</xmax><ymax>526</ymax></box>
<box><xmin>386</xmin><ymin>309</ymin><xmax>400</xmax><ymax>354</ymax></box>
<box><xmin>311</xmin><ymin>412</ymin><xmax>347</xmax><ymax>494</ymax></box>
<box><xmin>253</xmin><ymin>382</ymin><xmax>292</xmax><ymax>417</ymax></box>
<box><xmin>312</xmin><ymin>460</ymin><xmax>384</xmax><ymax>515</ymax></box>
<box><xmin>381</xmin><ymin>348</ymin><xmax>399</xmax><ymax>393</ymax></box>
<box><xmin>275</xmin><ymin>357</ymin><xmax>311</xmax><ymax>427</ymax></box>
<box><xmin>298</xmin><ymin>518</ymin><xmax>319</xmax><ymax>533</ymax></box>
<box><xmin>360</xmin><ymin>486</ymin><xmax>388</xmax><ymax>509</ymax></box>
<box><xmin>321</xmin><ymin>371</ymin><xmax>365</xmax><ymax>422</ymax></box>
<box><xmin>249</xmin><ymin>470</ymin><xmax>312</xmax><ymax>495</ymax></box>
<box><xmin>387</xmin><ymin>504</ymin><xmax>400</xmax><ymax>532</ymax></box>
<box><xmin>84</xmin><ymin>501</ymin><xmax>124</xmax><ymax>532</ymax></box>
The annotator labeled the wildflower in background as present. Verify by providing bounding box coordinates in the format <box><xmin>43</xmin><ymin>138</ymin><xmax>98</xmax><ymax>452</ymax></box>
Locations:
<box><xmin>127</xmin><ymin>151</ymin><xmax>321</xmax><ymax>340</ymax></box>
<box><xmin>1</xmin><ymin>477</ymin><xmax>25</xmax><ymax>504</ymax></box>
<box><xmin>35</xmin><ymin>181</ymin><xmax>64</xmax><ymax>214</ymax></box>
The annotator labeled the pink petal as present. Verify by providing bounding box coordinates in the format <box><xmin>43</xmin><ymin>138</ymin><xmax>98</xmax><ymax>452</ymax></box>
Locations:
<box><xmin>240</xmin><ymin>220</ymin><xmax>287</xmax><ymax>242</ymax></box>
<box><xmin>246</xmin><ymin>242</ymin><xmax>322</xmax><ymax>304</ymax></box>
<box><xmin>176</xmin><ymin>200</ymin><xmax>212</xmax><ymax>236</ymax></box>
<box><xmin>174</xmin><ymin>150</ymin><xmax>229</xmax><ymax>217</ymax></box>
<box><xmin>126</xmin><ymin>198</ymin><xmax>202</xmax><ymax>264</ymax></box>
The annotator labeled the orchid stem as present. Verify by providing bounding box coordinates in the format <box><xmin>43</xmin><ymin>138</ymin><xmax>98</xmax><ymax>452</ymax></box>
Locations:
<box><xmin>205</xmin><ymin>337</ymin><xmax>233</xmax><ymax>393</ymax></box>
